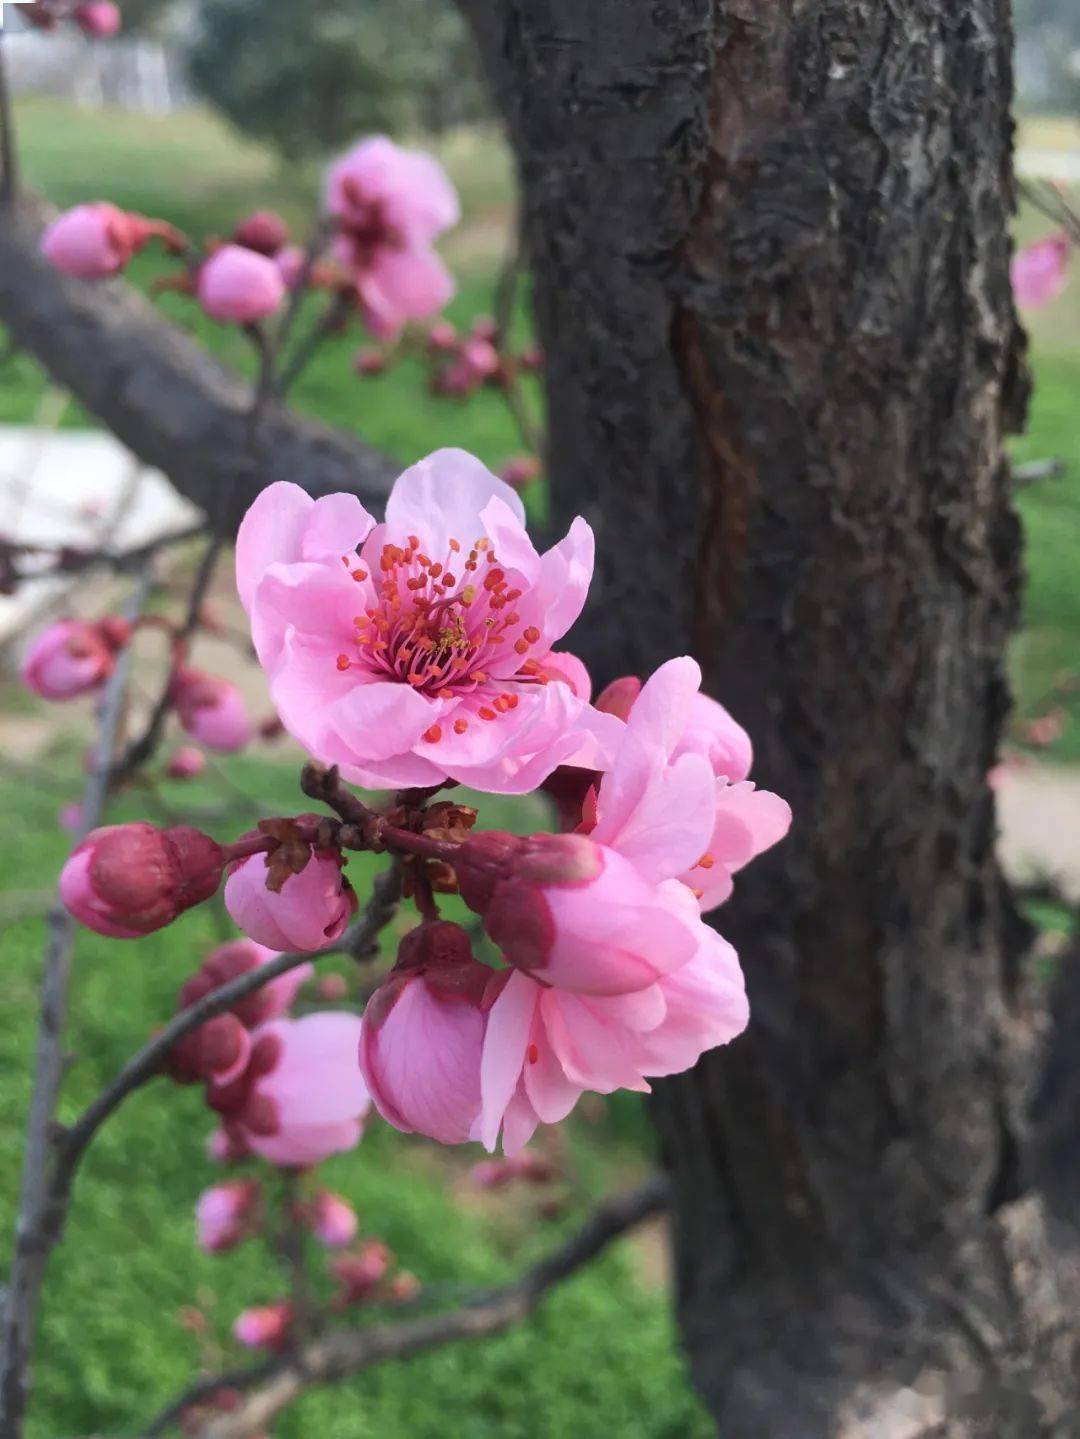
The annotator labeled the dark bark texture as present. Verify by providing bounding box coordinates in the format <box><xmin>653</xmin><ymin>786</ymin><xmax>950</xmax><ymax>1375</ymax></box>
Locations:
<box><xmin>460</xmin><ymin>2</ymin><xmax>1080</xmax><ymax>1434</ymax></box>
<box><xmin>0</xmin><ymin>195</ymin><xmax>397</xmax><ymax>528</ymax></box>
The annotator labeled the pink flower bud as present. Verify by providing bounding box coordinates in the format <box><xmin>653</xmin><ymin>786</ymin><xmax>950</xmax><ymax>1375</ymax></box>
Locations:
<box><xmin>470</xmin><ymin>1153</ymin><xmax>556</xmax><ymax>1190</ymax></box>
<box><xmin>196</xmin><ymin>1179</ymin><xmax>260</xmax><ymax>1253</ymax></box>
<box><xmin>387</xmin><ymin>1270</ymin><xmax>421</xmax><ymax>1303</ymax></box>
<box><xmin>330</xmin><ymin>1241</ymin><xmax>390</xmax><ymax>1304</ymax></box>
<box><xmin>232</xmin><ymin>210</ymin><xmax>289</xmax><ymax>256</ymax></box>
<box><xmin>60</xmin><ymin>822</ymin><xmax>226</xmax><ymax>937</ymax></box>
<box><xmin>498</xmin><ymin>456</ymin><xmax>541</xmax><ymax>491</ymax></box>
<box><xmin>73</xmin><ymin>1</ymin><xmax>121</xmax><ymax>35</ymax></box>
<box><xmin>354</xmin><ymin>348</ymin><xmax>388</xmax><ymax>377</ymax></box>
<box><xmin>274</xmin><ymin>245</ymin><xmax>306</xmax><ymax>289</ymax></box>
<box><xmin>359</xmin><ymin>922</ymin><xmax>494</xmax><ymax>1144</ymax></box>
<box><xmin>232</xmin><ymin>1301</ymin><xmax>292</xmax><ymax>1352</ymax></box>
<box><xmin>518</xmin><ymin>344</ymin><xmax>544</xmax><ymax>372</ymax></box>
<box><xmin>459</xmin><ymin>336</ymin><xmax>500</xmax><ymax>380</ymax></box>
<box><xmin>197</xmin><ymin>244</ymin><xmax>285</xmax><ymax>324</ymax></box>
<box><xmin>317</xmin><ymin>973</ymin><xmax>348</xmax><ymax>1002</ymax></box>
<box><xmin>40</xmin><ymin>203</ymin><xmax>150</xmax><ymax>278</ymax></box>
<box><xmin>307</xmin><ymin>1190</ymin><xmax>358</xmax><ymax>1247</ymax></box>
<box><xmin>166</xmin><ymin>745</ymin><xmax>206</xmax><ymax>780</ymax></box>
<box><xmin>21</xmin><ymin>619</ymin><xmax>118</xmax><ymax>700</ymax></box>
<box><xmin>1012</xmin><ymin>233</ymin><xmax>1070</xmax><ymax>311</ymax></box>
<box><xmin>224</xmin><ymin>849</ymin><xmax>356</xmax><ymax>952</ymax></box>
<box><xmin>183</xmin><ymin>938</ymin><xmax>313</xmax><ymax>1029</ymax></box>
<box><xmin>166</xmin><ymin>1013</ymin><xmax>252</xmax><ymax>1087</ymax></box>
<box><xmin>206</xmin><ymin>1126</ymin><xmax>251</xmax><ymax>1164</ymax></box>
<box><xmin>172</xmin><ymin>668</ymin><xmax>253</xmax><ymax>753</ymax></box>
<box><xmin>457</xmin><ymin>831</ymin><xmax>701</xmax><ymax>996</ymax></box>
<box><xmin>595</xmin><ymin>675</ymin><xmax>642</xmax><ymax>722</ymax></box>
<box><xmin>426</xmin><ymin>319</ymin><xmax>458</xmax><ymax>352</ymax></box>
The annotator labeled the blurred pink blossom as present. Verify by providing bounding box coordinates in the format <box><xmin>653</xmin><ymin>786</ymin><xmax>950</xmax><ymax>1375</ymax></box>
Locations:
<box><xmin>172</xmin><ymin>668</ymin><xmax>254</xmax><ymax>753</ymax></box>
<box><xmin>1012</xmin><ymin>233</ymin><xmax>1070</xmax><ymax>310</ymax></box>
<box><xmin>196</xmin><ymin>1179</ymin><xmax>260</xmax><ymax>1253</ymax></box>
<box><xmin>232</xmin><ymin>1301</ymin><xmax>292</xmax><ymax>1351</ymax></box>
<box><xmin>307</xmin><ymin>1190</ymin><xmax>358</xmax><ymax>1247</ymax></box>
<box><xmin>197</xmin><ymin>245</ymin><xmax>286</xmax><ymax>324</ymax></box>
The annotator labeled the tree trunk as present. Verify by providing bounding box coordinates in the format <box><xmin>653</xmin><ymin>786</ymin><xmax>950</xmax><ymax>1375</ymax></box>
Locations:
<box><xmin>459</xmin><ymin>2</ymin><xmax>1080</xmax><ymax>1433</ymax></box>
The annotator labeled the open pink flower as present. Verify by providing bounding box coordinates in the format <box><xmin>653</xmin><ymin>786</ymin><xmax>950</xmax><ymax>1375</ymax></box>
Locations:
<box><xmin>359</xmin><ymin>922</ymin><xmax>494</xmax><ymax>1144</ymax></box>
<box><xmin>196</xmin><ymin>1179</ymin><xmax>260</xmax><ymax>1253</ymax></box>
<box><xmin>172</xmin><ymin>668</ymin><xmax>253</xmax><ymax>753</ymax></box>
<box><xmin>477</xmin><ymin>896</ymin><xmax>749</xmax><ymax>1154</ymax></box>
<box><xmin>224</xmin><ymin>849</ymin><xmax>356</xmax><ymax>952</ymax></box>
<box><xmin>21</xmin><ymin>619</ymin><xmax>122</xmax><ymax>700</ymax></box>
<box><xmin>197</xmin><ymin>244</ymin><xmax>286</xmax><ymax>324</ymax></box>
<box><xmin>235</xmin><ymin>449</ymin><xmax>619</xmax><ymax>793</ymax></box>
<box><xmin>40</xmin><ymin>203</ymin><xmax>147</xmax><ymax>279</ymax></box>
<box><xmin>209</xmin><ymin>1013</ymin><xmax>369</xmax><ymax>1168</ymax></box>
<box><xmin>1011</xmin><ymin>233</ymin><xmax>1070</xmax><ymax>310</ymax></box>
<box><xmin>588</xmin><ymin>657</ymin><xmax>791</xmax><ymax>913</ymax></box>
<box><xmin>325</xmin><ymin>136</ymin><xmax>459</xmax><ymax>340</ymax></box>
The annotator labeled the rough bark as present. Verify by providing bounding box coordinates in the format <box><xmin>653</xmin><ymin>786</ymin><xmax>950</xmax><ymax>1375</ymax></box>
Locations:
<box><xmin>461</xmin><ymin>2</ymin><xmax>1080</xmax><ymax>1434</ymax></box>
<box><xmin>0</xmin><ymin>195</ymin><xmax>396</xmax><ymax>529</ymax></box>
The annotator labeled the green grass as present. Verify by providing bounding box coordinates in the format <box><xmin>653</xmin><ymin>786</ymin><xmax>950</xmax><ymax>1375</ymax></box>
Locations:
<box><xmin>0</xmin><ymin>767</ymin><xmax>710</xmax><ymax>1439</ymax></box>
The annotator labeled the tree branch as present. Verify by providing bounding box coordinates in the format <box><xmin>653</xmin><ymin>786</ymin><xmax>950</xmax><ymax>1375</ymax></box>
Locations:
<box><xmin>0</xmin><ymin>564</ymin><xmax>156</xmax><ymax>1439</ymax></box>
<box><xmin>147</xmin><ymin>1176</ymin><xmax>669</xmax><ymax>1439</ymax></box>
<box><xmin>0</xmin><ymin>194</ymin><xmax>398</xmax><ymax>532</ymax></box>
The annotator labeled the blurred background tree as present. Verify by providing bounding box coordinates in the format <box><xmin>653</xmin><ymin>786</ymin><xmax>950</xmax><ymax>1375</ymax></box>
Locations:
<box><xmin>187</xmin><ymin>0</ymin><xmax>489</xmax><ymax>160</ymax></box>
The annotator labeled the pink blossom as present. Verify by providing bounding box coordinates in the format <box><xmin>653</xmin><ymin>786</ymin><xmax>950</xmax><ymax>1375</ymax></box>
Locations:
<box><xmin>1011</xmin><ymin>233</ymin><xmax>1070</xmax><ymax>310</ymax></box>
<box><xmin>197</xmin><ymin>244</ymin><xmax>286</xmax><ymax>324</ymax></box>
<box><xmin>224</xmin><ymin>849</ymin><xmax>356</xmax><ymax>952</ymax></box>
<box><xmin>588</xmin><ymin>657</ymin><xmax>790</xmax><ymax>913</ymax></box>
<box><xmin>307</xmin><ymin>1190</ymin><xmax>358</xmax><ymax>1247</ymax></box>
<box><xmin>498</xmin><ymin>457</ymin><xmax>542</xmax><ymax>491</ymax></box>
<box><xmin>166</xmin><ymin>745</ymin><xmax>206</xmax><ymax>780</ymax></box>
<box><xmin>196</xmin><ymin>1179</ymin><xmax>260</xmax><ymax>1253</ymax></box>
<box><xmin>456</xmin><ymin>831</ymin><xmax>705</xmax><ymax>997</ymax></box>
<box><xmin>359</xmin><ymin>922</ymin><xmax>493</xmax><ymax>1144</ymax></box>
<box><xmin>40</xmin><ymin>203</ymin><xmax>146</xmax><ymax>279</ymax></box>
<box><xmin>73</xmin><ymin>1</ymin><xmax>121</xmax><ymax>36</ymax></box>
<box><xmin>235</xmin><ymin>450</ymin><xmax>620</xmax><ymax>793</ymax></box>
<box><xmin>206</xmin><ymin>1126</ymin><xmax>250</xmax><ymax>1164</ymax></box>
<box><xmin>166</xmin><ymin>1013</ymin><xmax>252</xmax><ymax>1087</ymax></box>
<box><xmin>469</xmin><ymin>1153</ymin><xmax>555</xmax><ymax>1190</ymax></box>
<box><xmin>477</xmin><ymin>904</ymin><xmax>749</xmax><ymax>1154</ymax></box>
<box><xmin>60</xmin><ymin>822</ymin><xmax>225</xmax><ymax>937</ymax></box>
<box><xmin>209</xmin><ymin>1012</ymin><xmax>369</xmax><ymax>1167</ymax></box>
<box><xmin>232</xmin><ymin>1301</ymin><xmax>292</xmax><ymax>1351</ymax></box>
<box><xmin>171</xmin><ymin>668</ymin><xmax>254</xmax><ymax>753</ymax></box>
<box><xmin>331</xmin><ymin>1241</ymin><xmax>390</xmax><ymax>1304</ymax></box>
<box><xmin>21</xmin><ymin>619</ymin><xmax>119</xmax><ymax>700</ymax></box>
<box><xmin>325</xmin><ymin>136</ymin><xmax>459</xmax><ymax>339</ymax></box>
<box><xmin>180</xmin><ymin>938</ymin><xmax>314</xmax><ymax>1029</ymax></box>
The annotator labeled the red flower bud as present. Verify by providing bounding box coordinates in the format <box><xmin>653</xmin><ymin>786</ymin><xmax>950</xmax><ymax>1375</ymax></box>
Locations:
<box><xmin>232</xmin><ymin>210</ymin><xmax>289</xmax><ymax>256</ymax></box>
<box><xmin>60</xmin><ymin>822</ymin><xmax>226</xmax><ymax>937</ymax></box>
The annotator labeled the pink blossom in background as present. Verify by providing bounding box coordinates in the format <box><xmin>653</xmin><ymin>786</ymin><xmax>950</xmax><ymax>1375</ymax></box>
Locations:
<box><xmin>197</xmin><ymin>244</ymin><xmax>286</xmax><ymax>324</ymax></box>
<box><xmin>1011</xmin><ymin>233</ymin><xmax>1070</xmax><ymax>310</ymax></box>
<box><xmin>325</xmin><ymin>136</ymin><xmax>459</xmax><ymax>339</ymax></box>
<box><xmin>235</xmin><ymin>449</ymin><xmax>620</xmax><ymax>793</ymax></box>
<box><xmin>60</xmin><ymin>822</ymin><xmax>225</xmax><ymax>938</ymax></box>
<box><xmin>498</xmin><ymin>457</ymin><xmax>542</xmax><ymax>492</ymax></box>
<box><xmin>224</xmin><ymin>849</ymin><xmax>356</xmax><ymax>952</ymax></box>
<box><xmin>40</xmin><ymin>203</ymin><xmax>146</xmax><ymax>279</ymax></box>
<box><xmin>171</xmin><ymin>668</ymin><xmax>254</xmax><ymax>753</ymax></box>
<box><xmin>58</xmin><ymin>802</ymin><xmax>83</xmax><ymax>835</ymax></box>
<box><xmin>196</xmin><ymin>1179</ymin><xmax>260</xmax><ymax>1253</ymax></box>
<box><xmin>73</xmin><ymin>1</ymin><xmax>121</xmax><ymax>36</ymax></box>
<box><xmin>206</xmin><ymin>1127</ymin><xmax>251</xmax><ymax>1164</ymax></box>
<box><xmin>274</xmin><ymin>244</ymin><xmax>306</xmax><ymax>289</ymax></box>
<box><xmin>331</xmin><ymin>1241</ymin><xmax>390</xmax><ymax>1304</ymax></box>
<box><xmin>232</xmin><ymin>1301</ymin><xmax>292</xmax><ymax>1352</ymax></box>
<box><xmin>588</xmin><ymin>657</ymin><xmax>790</xmax><ymax>913</ymax></box>
<box><xmin>307</xmin><ymin>1190</ymin><xmax>358</xmax><ymax>1247</ymax></box>
<box><xmin>166</xmin><ymin>745</ymin><xmax>206</xmax><ymax>780</ymax></box>
<box><xmin>469</xmin><ymin>1153</ymin><xmax>555</xmax><ymax>1190</ymax></box>
<box><xmin>359</xmin><ymin>922</ymin><xmax>494</xmax><ymax>1144</ymax></box>
<box><xmin>21</xmin><ymin>619</ymin><xmax>119</xmax><ymax>700</ymax></box>
<box><xmin>232</xmin><ymin>210</ymin><xmax>289</xmax><ymax>256</ymax></box>
<box><xmin>208</xmin><ymin>1012</ymin><xmax>369</xmax><ymax>1167</ymax></box>
<box><xmin>180</xmin><ymin>938</ymin><xmax>314</xmax><ymax>1029</ymax></box>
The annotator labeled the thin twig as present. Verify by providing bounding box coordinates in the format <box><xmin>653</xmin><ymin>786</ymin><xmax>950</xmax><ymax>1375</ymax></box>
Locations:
<box><xmin>0</xmin><ymin>34</ymin><xmax>17</xmax><ymax>203</ymax></box>
<box><xmin>144</xmin><ymin>1176</ymin><xmax>669</xmax><ymax>1439</ymax></box>
<box><xmin>0</xmin><ymin>564</ymin><xmax>155</xmax><ymax>1439</ymax></box>
<box><xmin>276</xmin><ymin>292</ymin><xmax>352</xmax><ymax>399</ymax></box>
<box><xmin>492</xmin><ymin>219</ymin><xmax>545</xmax><ymax>459</ymax></box>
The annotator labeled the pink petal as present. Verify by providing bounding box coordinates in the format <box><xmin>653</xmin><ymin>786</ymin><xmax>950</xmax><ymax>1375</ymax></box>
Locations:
<box><xmin>385</xmin><ymin>449</ymin><xmax>525</xmax><ymax>556</ymax></box>
<box><xmin>479</xmin><ymin>972</ymin><xmax>538</xmax><ymax>1152</ymax></box>
<box><xmin>254</xmin><ymin>1013</ymin><xmax>369</xmax><ymax>1128</ymax></box>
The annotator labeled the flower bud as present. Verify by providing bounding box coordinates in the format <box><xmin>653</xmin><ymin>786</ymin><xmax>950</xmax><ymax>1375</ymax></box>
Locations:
<box><xmin>354</xmin><ymin>348</ymin><xmax>387</xmax><ymax>377</ymax></box>
<box><xmin>225</xmin><ymin>849</ymin><xmax>356</xmax><ymax>952</ymax></box>
<box><xmin>73</xmin><ymin>1</ymin><xmax>121</xmax><ymax>35</ymax></box>
<box><xmin>60</xmin><ymin>822</ymin><xmax>226</xmax><ymax>937</ymax></box>
<box><xmin>359</xmin><ymin>922</ymin><xmax>494</xmax><ymax>1145</ymax></box>
<box><xmin>166</xmin><ymin>1013</ymin><xmax>252</xmax><ymax>1087</ymax></box>
<box><xmin>306</xmin><ymin>1190</ymin><xmax>358</xmax><ymax>1248</ymax></box>
<box><xmin>172</xmin><ymin>668</ymin><xmax>253</xmax><ymax>753</ymax></box>
<box><xmin>232</xmin><ymin>1301</ymin><xmax>292</xmax><ymax>1352</ymax></box>
<box><xmin>330</xmin><ymin>1242</ymin><xmax>390</xmax><ymax>1304</ymax></box>
<box><xmin>40</xmin><ymin>203</ymin><xmax>146</xmax><ymax>279</ymax></box>
<box><xmin>21</xmin><ymin>619</ymin><xmax>119</xmax><ymax>701</ymax></box>
<box><xmin>196</xmin><ymin>1179</ymin><xmax>261</xmax><ymax>1253</ymax></box>
<box><xmin>594</xmin><ymin>675</ymin><xmax>642</xmax><ymax>722</ymax></box>
<box><xmin>232</xmin><ymin>210</ymin><xmax>289</xmax><ymax>256</ymax></box>
<box><xmin>197</xmin><ymin>244</ymin><xmax>286</xmax><ymax>324</ymax></box>
<box><xmin>498</xmin><ymin>456</ymin><xmax>541</xmax><ymax>491</ymax></box>
<box><xmin>190</xmin><ymin>938</ymin><xmax>313</xmax><ymax>1029</ymax></box>
<box><xmin>166</xmin><ymin>745</ymin><xmax>206</xmax><ymax>780</ymax></box>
